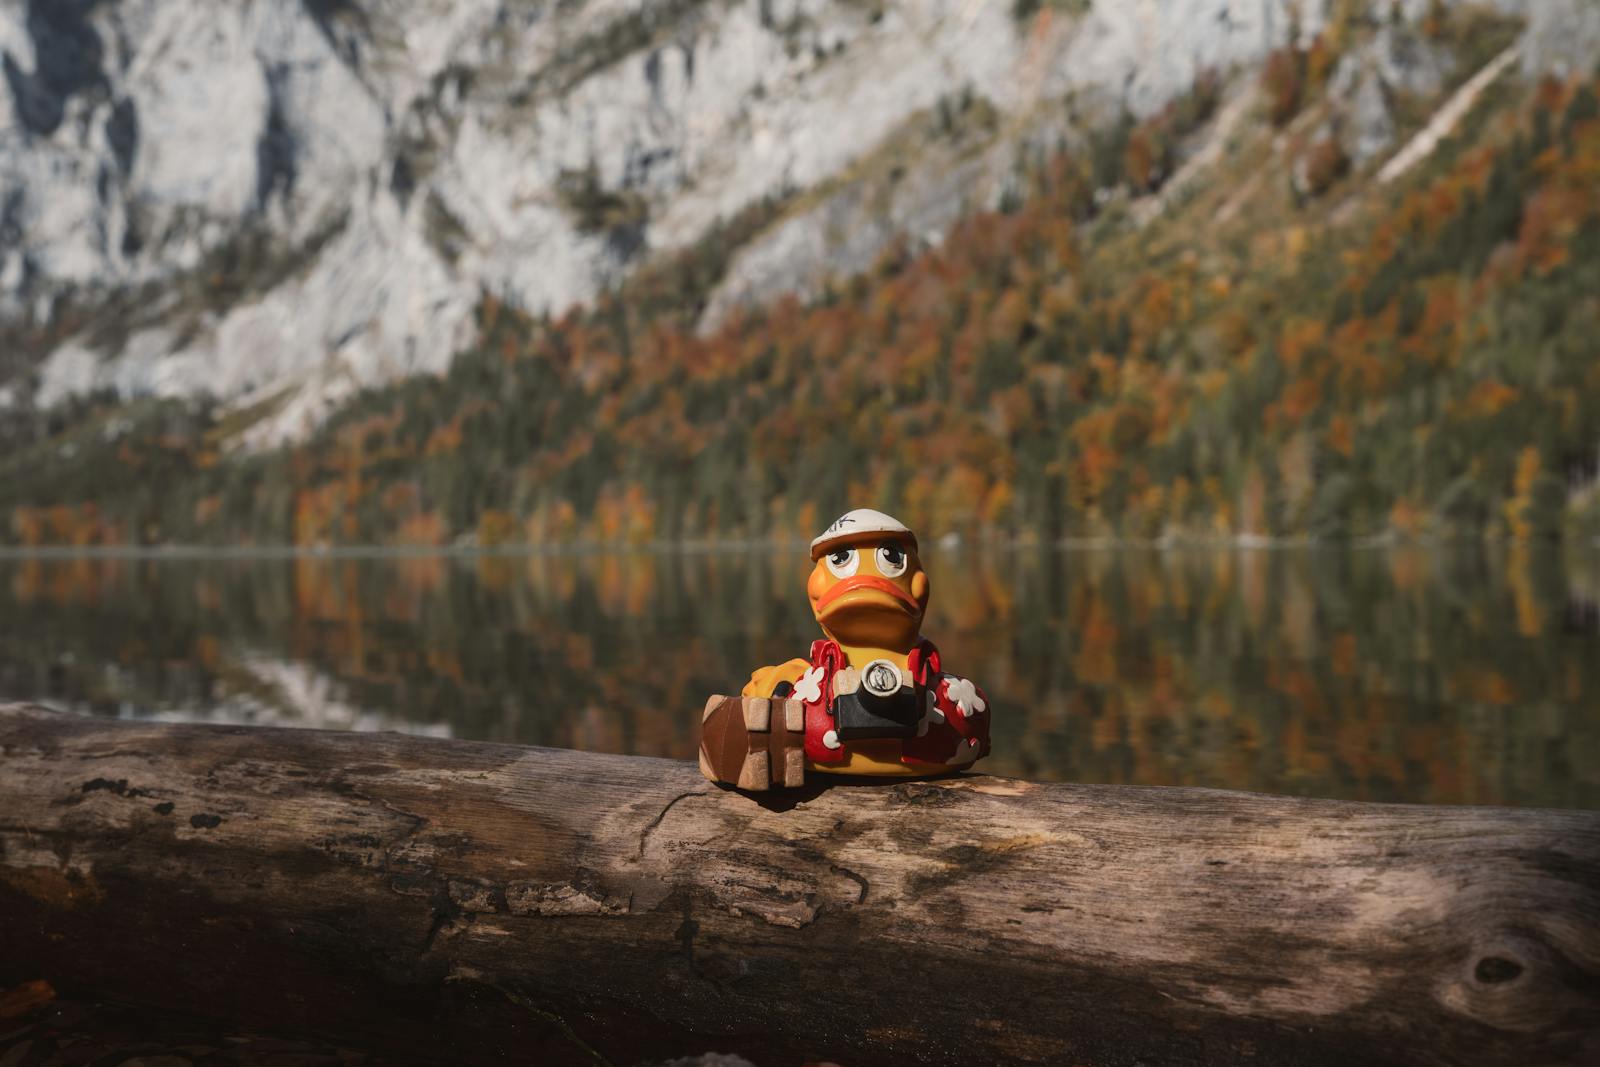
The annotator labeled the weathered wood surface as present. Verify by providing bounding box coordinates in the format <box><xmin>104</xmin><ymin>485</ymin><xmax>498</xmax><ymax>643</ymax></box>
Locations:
<box><xmin>1</xmin><ymin>704</ymin><xmax>1597</xmax><ymax>1067</ymax></box>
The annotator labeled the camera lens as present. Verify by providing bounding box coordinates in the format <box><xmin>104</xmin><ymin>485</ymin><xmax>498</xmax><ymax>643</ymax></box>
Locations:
<box><xmin>862</xmin><ymin>659</ymin><xmax>902</xmax><ymax>698</ymax></box>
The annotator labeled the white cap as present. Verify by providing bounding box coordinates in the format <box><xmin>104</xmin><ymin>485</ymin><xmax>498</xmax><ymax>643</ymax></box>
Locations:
<box><xmin>810</xmin><ymin>508</ymin><xmax>917</xmax><ymax>560</ymax></box>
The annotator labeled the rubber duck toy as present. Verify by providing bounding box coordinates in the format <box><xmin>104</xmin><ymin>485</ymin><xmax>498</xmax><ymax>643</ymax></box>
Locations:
<box><xmin>699</xmin><ymin>508</ymin><xmax>991</xmax><ymax>791</ymax></box>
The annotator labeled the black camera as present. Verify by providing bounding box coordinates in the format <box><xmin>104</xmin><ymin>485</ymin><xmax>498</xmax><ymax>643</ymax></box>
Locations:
<box><xmin>832</xmin><ymin>659</ymin><xmax>922</xmax><ymax>740</ymax></box>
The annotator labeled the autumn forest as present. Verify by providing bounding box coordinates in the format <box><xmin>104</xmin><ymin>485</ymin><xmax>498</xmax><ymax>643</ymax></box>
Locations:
<box><xmin>4</xmin><ymin>8</ymin><xmax>1599</xmax><ymax>550</ymax></box>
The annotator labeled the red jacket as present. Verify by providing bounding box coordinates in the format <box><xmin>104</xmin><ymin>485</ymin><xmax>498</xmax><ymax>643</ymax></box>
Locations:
<box><xmin>797</xmin><ymin>638</ymin><xmax>991</xmax><ymax>769</ymax></box>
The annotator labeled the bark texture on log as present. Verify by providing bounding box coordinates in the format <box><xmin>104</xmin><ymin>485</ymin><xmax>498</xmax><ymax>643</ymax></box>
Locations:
<box><xmin>1</xmin><ymin>704</ymin><xmax>1597</xmax><ymax>1066</ymax></box>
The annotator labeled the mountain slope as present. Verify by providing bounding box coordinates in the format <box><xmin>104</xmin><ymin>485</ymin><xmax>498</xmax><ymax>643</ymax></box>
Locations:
<box><xmin>0</xmin><ymin>0</ymin><xmax>1293</xmax><ymax>440</ymax></box>
<box><xmin>3</xmin><ymin>0</ymin><xmax>1595</xmax><ymax>442</ymax></box>
<box><xmin>2</xmin><ymin>1</ymin><xmax>1599</xmax><ymax>546</ymax></box>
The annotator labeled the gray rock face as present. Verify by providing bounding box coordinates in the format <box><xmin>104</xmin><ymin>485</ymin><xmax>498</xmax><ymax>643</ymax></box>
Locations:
<box><xmin>1328</xmin><ymin>21</ymin><xmax>1455</xmax><ymax>166</ymax></box>
<box><xmin>0</xmin><ymin>0</ymin><xmax>1596</xmax><ymax>443</ymax></box>
<box><xmin>1516</xmin><ymin>0</ymin><xmax>1600</xmax><ymax>78</ymax></box>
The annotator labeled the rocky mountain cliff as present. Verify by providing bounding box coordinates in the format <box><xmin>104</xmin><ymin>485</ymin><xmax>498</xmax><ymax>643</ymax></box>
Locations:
<box><xmin>4</xmin><ymin>0</ymin><xmax>1595</xmax><ymax>447</ymax></box>
<box><xmin>4</xmin><ymin>0</ymin><xmax>1600</xmax><ymax>548</ymax></box>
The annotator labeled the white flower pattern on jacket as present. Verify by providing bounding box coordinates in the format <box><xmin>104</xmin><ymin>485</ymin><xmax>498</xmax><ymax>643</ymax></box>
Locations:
<box><xmin>792</xmin><ymin>665</ymin><xmax>825</xmax><ymax>705</ymax></box>
<box><xmin>943</xmin><ymin>677</ymin><xmax>986</xmax><ymax>717</ymax></box>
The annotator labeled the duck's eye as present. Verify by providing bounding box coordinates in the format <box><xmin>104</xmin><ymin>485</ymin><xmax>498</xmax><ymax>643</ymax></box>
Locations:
<box><xmin>876</xmin><ymin>544</ymin><xmax>907</xmax><ymax>578</ymax></box>
<box><xmin>825</xmin><ymin>548</ymin><xmax>859</xmax><ymax>579</ymax></box>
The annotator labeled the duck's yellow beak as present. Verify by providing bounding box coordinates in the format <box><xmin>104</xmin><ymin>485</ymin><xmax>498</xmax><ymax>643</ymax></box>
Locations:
<box><xmin>814</xmin><ymin>575</ymin><xmax>921</xmax><ymax>621</ymax></box>
<box><xmin>807</xmin><ymin>542</ymin><xmax>929</xmax><ymax>648</ymax></box>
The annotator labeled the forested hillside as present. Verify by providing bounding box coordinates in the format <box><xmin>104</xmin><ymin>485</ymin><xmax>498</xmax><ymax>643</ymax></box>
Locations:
<box><xmin>4</xmin><ymin>8</ymin><xmax>1599</xmax><ymax>547</ymax></box>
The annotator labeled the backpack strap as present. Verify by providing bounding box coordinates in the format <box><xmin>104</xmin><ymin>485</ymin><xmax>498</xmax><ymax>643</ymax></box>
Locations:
<box><xmin>906</xmin><ymin>637</ymin><xmax>941</xmax><ymax>688</ymax></box>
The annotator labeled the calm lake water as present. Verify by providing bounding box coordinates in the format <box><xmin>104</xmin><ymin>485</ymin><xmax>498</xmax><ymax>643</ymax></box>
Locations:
<box><xmin>2</xmin><ymin>545</ymin><xmax>1597</xmax><ymax>809</ymax></box>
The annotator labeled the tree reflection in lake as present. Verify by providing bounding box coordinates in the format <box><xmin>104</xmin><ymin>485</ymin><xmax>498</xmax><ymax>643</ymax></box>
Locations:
<box><xmin>1</xmin><ymin>545</ymin><xmax>1596</xmax><ymax>809</ymax></box>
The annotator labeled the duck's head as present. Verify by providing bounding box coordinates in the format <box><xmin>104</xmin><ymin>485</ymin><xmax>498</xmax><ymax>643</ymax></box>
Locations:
<box><xmin>806</xmin><ymin>509</ymin><xmax>929</xmax><ymax>651</ymax></box>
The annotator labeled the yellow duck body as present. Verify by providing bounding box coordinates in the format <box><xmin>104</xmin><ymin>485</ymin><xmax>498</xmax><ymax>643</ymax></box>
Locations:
<box><xmin>742</xmin><ymin>518</ymin><xmax>933</xmax><ymax>776</ymax></box>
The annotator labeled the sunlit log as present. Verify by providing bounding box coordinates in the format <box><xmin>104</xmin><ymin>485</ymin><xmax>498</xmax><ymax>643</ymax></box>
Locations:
<box><xmin>1</xmin><ymin>704</ymin><xmax>1596</xmax><ymax>1066</ymax></box>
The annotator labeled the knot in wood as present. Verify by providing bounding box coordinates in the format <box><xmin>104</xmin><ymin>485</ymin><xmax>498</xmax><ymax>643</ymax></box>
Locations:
<box><xmin>1474</xmin><ymin>956</ymin><xmax>1524</xmax><ymax>985</ymax></box>
<box><xmin>889</xmin><ymin>781</ymin><xmax>959</xmax><ymax>807</ymax></box>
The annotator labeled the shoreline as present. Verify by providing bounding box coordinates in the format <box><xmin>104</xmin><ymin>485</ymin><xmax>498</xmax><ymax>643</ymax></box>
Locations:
<box><xmin>0</xmin><ymin>533</ymin><xmax>1591</xmax><ymax>560</ymax></box>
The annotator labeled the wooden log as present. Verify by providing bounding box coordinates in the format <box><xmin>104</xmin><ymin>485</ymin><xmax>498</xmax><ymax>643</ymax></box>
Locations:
<box><xmin>1</xmin><ymin>703</ymin><xmax>1597</xmax><ymax>1066</ymax></box>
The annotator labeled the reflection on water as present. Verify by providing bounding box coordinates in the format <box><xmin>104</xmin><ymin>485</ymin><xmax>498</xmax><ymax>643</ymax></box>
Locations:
<box><xmin>2</xmin><ymin>546</ymin><xmax>1597</xmax><ymax>809</ymax></box>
